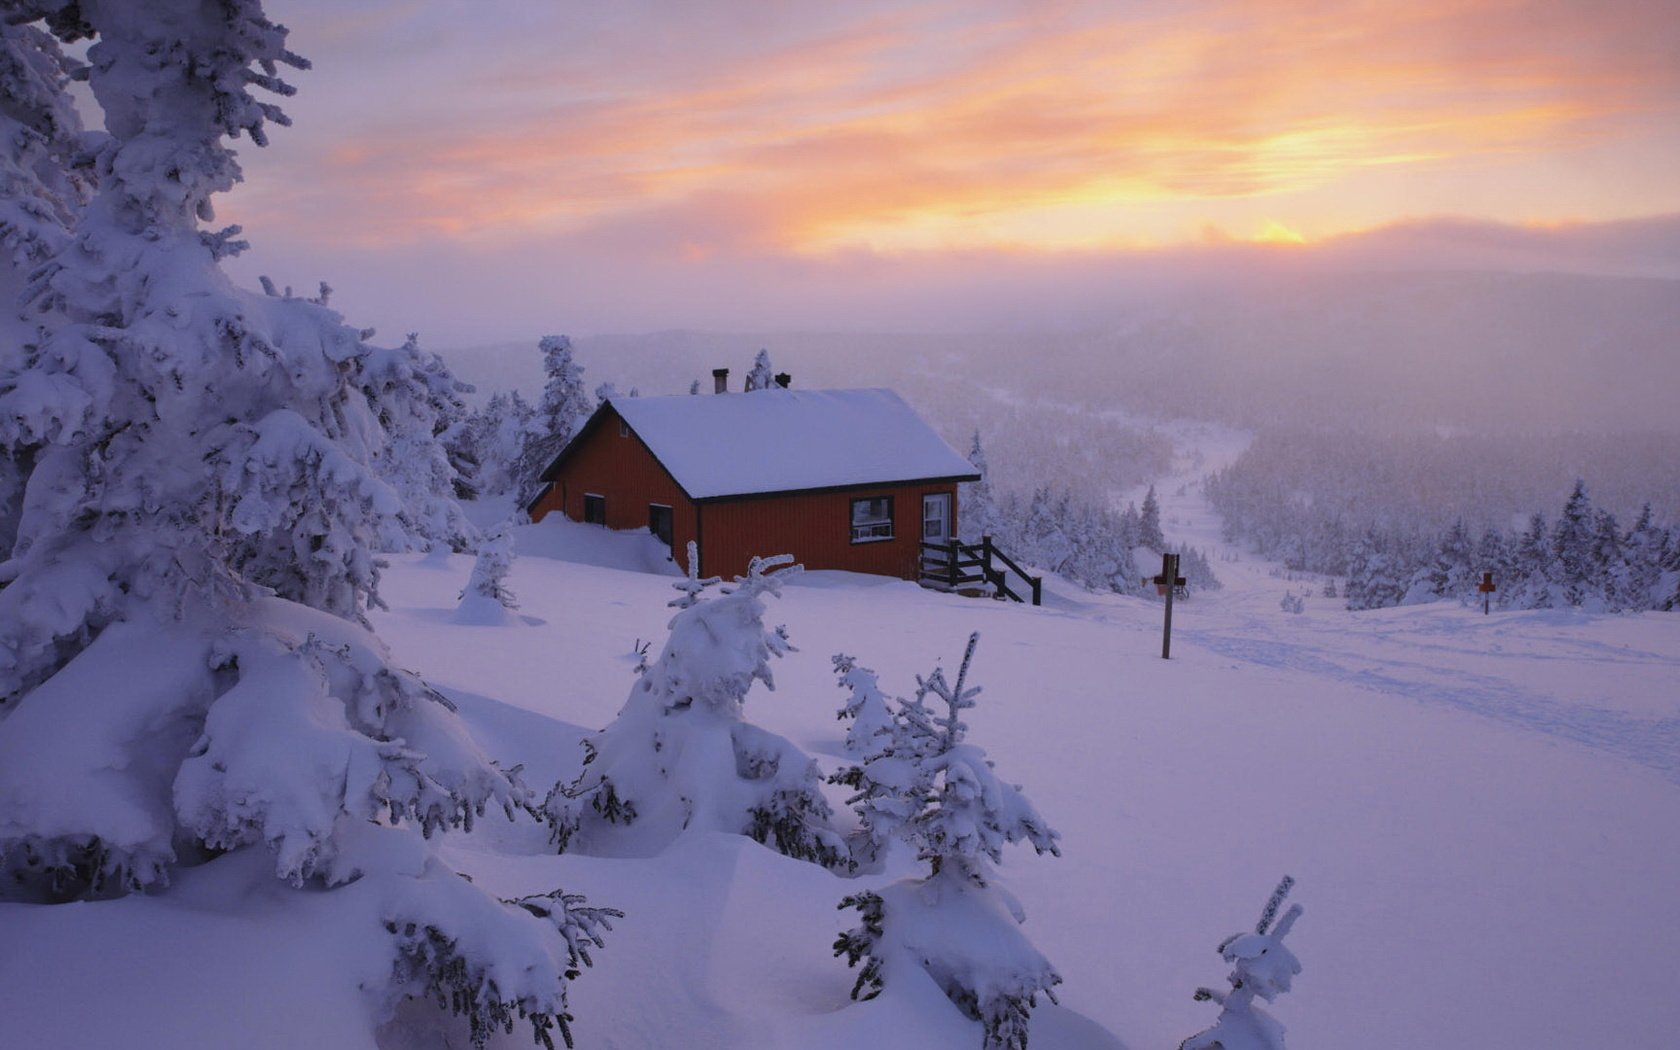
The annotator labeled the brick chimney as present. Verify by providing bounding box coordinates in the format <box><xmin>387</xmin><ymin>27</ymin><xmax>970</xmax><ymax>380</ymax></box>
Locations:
<box><xmin>712</xmin><ymin>368</ymin><xmax>729</xmax><ymax>394</ymax></box>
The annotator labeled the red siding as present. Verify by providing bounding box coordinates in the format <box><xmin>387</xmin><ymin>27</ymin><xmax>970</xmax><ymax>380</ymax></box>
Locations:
<box><xmin>700</xmin><ymin>484</ymin><xmax>959</xmax><ymax>581</ymax></box>
<box><xmin>529</xmin><ymin>406</ymin><xmax>962</xmax><ymax>581</ymax></box>
<box><xmin>529</xmin><ymin>408</ymin><xmax>698</xmax><ymax>573</ymax></box>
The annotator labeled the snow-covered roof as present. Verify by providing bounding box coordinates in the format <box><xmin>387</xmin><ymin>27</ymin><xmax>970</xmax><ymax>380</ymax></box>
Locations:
<box><xmin>553</xmin><ymin>388</ymin><xmax>979</xmax><ymax>501</ymax></box>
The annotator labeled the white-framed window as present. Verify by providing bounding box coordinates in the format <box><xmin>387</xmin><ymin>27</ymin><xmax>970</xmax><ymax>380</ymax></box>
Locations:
<box><xmin>850</xmin><ymin>496</ymin><xmax>894</xmax><ymax>543</ymax></box>
<box><xmin>922</xmin><ymin>493</ymin><xmax>951</xmax><ymax>543</ymax></box>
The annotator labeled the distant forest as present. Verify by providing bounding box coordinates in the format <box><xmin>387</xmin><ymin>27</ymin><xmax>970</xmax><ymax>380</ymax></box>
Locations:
<box><xmin>440</xmin><ymin>266</ymin><xmax>1680</xmax><ymax>611</ymax></box>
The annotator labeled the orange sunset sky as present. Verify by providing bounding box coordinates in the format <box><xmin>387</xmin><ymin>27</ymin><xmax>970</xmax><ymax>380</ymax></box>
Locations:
<box><xmin>222</xmin><ymin>0</ymin><xmax>1680</xmax><ymax>340</ymax></box>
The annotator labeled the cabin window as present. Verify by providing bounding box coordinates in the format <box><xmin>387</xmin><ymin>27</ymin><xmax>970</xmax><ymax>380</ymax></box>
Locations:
<box><xmin>648</xmin><ymin>503</ymin><xmax>673</xmax><ymax>547</ymax></box>
<box><xmin>850</xmin><ymin>496</ymin><xmax>894</xmax><ymax>543</ymax></box>
<box><xmin>619</xmin><ymin>420</ymin><xmax>629</xmax><ymax>437</ymax></box>
<box><xmin>583</xmin><ymin>493</ymin><xmax>606</xmax><ymax>525</ymax></box>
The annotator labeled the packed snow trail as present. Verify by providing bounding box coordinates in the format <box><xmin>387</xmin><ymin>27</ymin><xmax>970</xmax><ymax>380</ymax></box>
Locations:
<box><xmin>1115</xmin><ymin>418</ymin><xmax>1680</xmax><ymax>783</ymax></box>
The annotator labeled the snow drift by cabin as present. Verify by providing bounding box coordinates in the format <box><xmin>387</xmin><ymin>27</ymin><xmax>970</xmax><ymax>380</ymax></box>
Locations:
<box><xmin>525</xmin><ymin>383</ymin><xmax>980</xmax><ymax>581</ymax></box>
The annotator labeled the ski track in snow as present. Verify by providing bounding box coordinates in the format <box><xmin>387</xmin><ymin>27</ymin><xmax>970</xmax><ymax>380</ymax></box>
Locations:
<box><xmin>1184</xmin><ymin>627</ymin><xmax>1680</xmax><ymax>782</ymax></box>
<box><xmin>1125</xmin><ymin>418</ymin><xmax>1680</xmax><ymax>785</ymax></box>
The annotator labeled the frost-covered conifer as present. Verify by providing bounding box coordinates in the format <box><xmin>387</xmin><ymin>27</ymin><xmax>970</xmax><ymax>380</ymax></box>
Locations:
<box><xmin>1507</xmin><ymin>513</ymin><xmax>1555</xmax><ymax>609</ymax></box>
<box><xmin>1116</xmin><ymin>502</ymin><xmax>1142</xmax><ymax>549</ymax></box>
<box><xmin>832</xmin><ymin>654</ymin><xmax>899</xmax><ymax>762</ymax></box>
<box><xmin>357</xmin><ymin>331</ymin><xmax>475</xmax><ymax>552</ymax></box>
<box><xmin>0</xmin><ymin>18</ymin><xmax>88</xmax><ymax>270</ymax></box>
<box><xmin>1139</xmin><ymin>484</ymin><xmax>1165</xmax><ymax>550</ymax></box>
<box><xmin>958</xmin><ymin>430</ymin><xmax>997</xmax><ymax>544</ymax></box>
<box><xmin>455</xmin><ymin>522</ymin><xmax>518</xmax><ymax>625</ymax></box>
<box><xmin>667</xmin><ymin>539</ymin><xmax>721</xmax><ymax>610</ymax></box>
<box><xmin>1618</xmin><ymin>505</ymin><xmax>1664</xmax><ymax>611</ymax></box>
<box><xmin>0</xmin><ymin>5</ymin><xmax>610</xmax><ymax>1043</ymax></box>
<box><xmin>1475</xmin><ymin>527</ymin><xmax>1507</xmax><ymax>596</ymax></box>
<box><xmin>546</xmin><ymin>555</ymin><xmax>848</xmax><ymax>868</ymax></box>
<box><xmin>1551</xmin><ymin>480</ymin><xmax>1595</xmax><ymax>607</ymax></box>
<box><xmin>514</xmin><ymin>334</ymin><xmax>588</xmax><ymax>504</ymax></box>
<box><xmin>1179</xmin><ymin>545</ymin><xmax>1222</xmax><ymax>593</ymax></box>
<box><xmin>1181</xmin><ymin>876</ymin><xmax>1305</xmax><ymax>1050</ymax></box>
<box><xmin>828</xmin><ymin>653</ymin><xmax>902</xmax><ymax>865</ymax></box>
<box><xmin>744</xmin><ymin>347</ymin><xmax>776</xmax><ymax>391</ymax></box>
<box><xmin>1587</xmin><ymin>508</ymin><xmax>1624</xmax><ymax>610</ymax></box>
<box><xmin>835</xmin><ymin>633</ymin><xmax>1062</xmax><ymax>1050</ymax></box>
<box><xmin>1023</xmin><ymin>487</ymin><xmax>1072</xmax><ymax>573</ymax></box>
<box><xmin>0</xmin><ymin>18</ymin><xmax>90</xmax><ymax>556</ymax></box>
<box><xmin>466</xmin><ymin>389</ymin><xmax>535</xmax><ymax>498</ymax></box>
<box><xmin>1344</xmin><ymin>531</ymin><xmax>1405</xmax><ymax>610</ymax></box>
<box><xmin>1429</xmin><ymin>518</ymin><xmax>1475</xmax><ymax>601</ymax></box>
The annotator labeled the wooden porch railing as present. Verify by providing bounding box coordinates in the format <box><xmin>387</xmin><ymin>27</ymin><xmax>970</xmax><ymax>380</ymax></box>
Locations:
<box><xmin>919</xmin><ymin>535</ymin><xmax>1042</xmax><ymax>606</ymax></box>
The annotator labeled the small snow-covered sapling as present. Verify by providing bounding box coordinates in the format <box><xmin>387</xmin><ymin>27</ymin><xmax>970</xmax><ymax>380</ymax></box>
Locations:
<box><xmin>546</xmin><ymin>553</ymin><xmax>848</xmax><ymax>869</ymax></box>
<box><xmin>1181</xmin><ymin>876</ymin><xmax>1305</xmax><ymax>1050</ymax></box>
<box><xmin>833</xmin><ymin>633</ymin><xmax>1062</xmax><ymax>1050</ymax></box>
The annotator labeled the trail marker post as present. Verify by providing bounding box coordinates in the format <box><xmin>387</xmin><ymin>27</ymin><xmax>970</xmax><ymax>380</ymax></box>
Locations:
<box><xmin>1478</xmin><ymin>571</ymin><xmax>1496</xmax><ymax>615</ymax></box>
<box><xmin>1148</xmin><ymin>552</ymin><xmax>1187</xmax><ymax>659</ymax></box>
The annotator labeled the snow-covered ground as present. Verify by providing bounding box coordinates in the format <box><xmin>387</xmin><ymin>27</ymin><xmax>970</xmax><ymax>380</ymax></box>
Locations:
<box><xmin>6</xmin><ymin>487</ymin><xmax>1677</xmax><ymax>1049</ymax></box>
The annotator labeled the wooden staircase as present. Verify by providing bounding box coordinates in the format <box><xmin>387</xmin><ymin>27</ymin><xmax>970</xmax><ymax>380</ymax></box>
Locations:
<box><xmin>919</xmin><ymin>535</ymin><xmax>1042</xmax><ymax>606</ymax></box>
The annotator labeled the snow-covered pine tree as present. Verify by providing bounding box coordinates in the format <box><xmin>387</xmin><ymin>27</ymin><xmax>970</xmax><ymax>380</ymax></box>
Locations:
<box><xmin>1551</xmin><ymin>479</ymin><xmax>1596</xmax><ymax>607</ymax></box>
<box><xmin>1139</xmin><ymin>484</ymin><xmax>1165</xmax><ymax>550</ymax></box>
<box><xmin>1181</xmin><ymin>876</ymin><xmax>1305</xmax><ymax>1050</ymax></box>
<box><xmin>355</xmin><ymin>330</ymin><xmax>475</xmax><ymax>552</ymax></box>
<box><xmin>958</xmin><ymin>430</ymin><xmax>997</xmax><ymax>544</ymax></box>
<box><xmin>545</xmin><ymin>555</ymin><xmax>848</xmax><ymax>869</ymax></box>
<box><xmin>0</xmin><ymin>17</ymin><xmax>88</xmax><ymax>271</ymax></box>
<box><xmin>514</xmin><ymin>334</ymin><xmax>589</xmax><ymax>505</ymax></box>
<box><xmin>668</xmin><ymin>539</ymin><xmax>721</xmax><ymax>610</ymax></box>
<box><xmin>1661</xmin><ymin>523</ymin><xmax>1680</xmax><ymax>612</ymax></box>
<box><xmin>405</xmin><ymin>335</ymin><xmax>480</xmax><ymax>501</ymax></box>
<box><xmin>1618</xmin><ymin>505</ymin><xmax>1664</xmax><ymax>612</ymax></box>
<box><xmin>0</xmin><ymin>5</ymin><xmax>612</xmax><ymax>1044</ymax></box>
<box><xmin>1485</xmin><ymin>524</ymin><xmax>1512</xmax><ymax>598</ymax></box>
<box><xmin>1343</xmin><ymin>530</ymin><xmax>1406</xmax><ymax>610</ymax></box>
<box><xmin>1507</xmin><ymin>513</ymin><xmax>1555</xmax><ymax>609</ymax></box>
<box><xmin>1021</xmin><ymin>487</ymin><xmax>1071</xmax><ymax>573</ymax></box>
<box><xmin>744</xmin><ymin>347</ymin><xmax>776</xmax><ymax>391</ymax></box>
<box><xmin>1587</xmin><ymin>507</ymin><xmax>1624</xmax><ymax>610</ymax></box>
<box><xmin>835</xmin><ymin>633</ymin><xmax>1062</xmax><ymax>1050</ymax></box>
<box><xmin>0</xmin><ymin>17</ymin><xmax>91</xmax><ymax>557</ymax></box>
<box><xmin>833</xmin><ymin>654</ymin><xmax>899</xmax><ymax>762</ymax></box>
<box><xmin>455</xmin><ymin>521</ymin><xmax>519</xmax><ymax>625</ymax></box>
<box><xmin>466</xmin><ymin>389</ymin><xmax>535</xmax><ymax>499</ymax></box>
<box><xmin>1116</xmin><ymin>502</ymin><xmax>1142</xmax><ymax>549</ymax></box>
<box><xmin>829</xmin><ymin>653</ymin><xmax>903</xmax><ymax>866</ymax></box>
<box><xmin>1435</xmin><ymin>518</ymin><xmax>1475</xmax><ymax>600</ymax></box>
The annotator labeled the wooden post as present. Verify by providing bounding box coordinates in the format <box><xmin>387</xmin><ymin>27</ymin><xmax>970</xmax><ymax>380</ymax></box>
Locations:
<box><xmin>1153</xmin><ymin>552</ymin><xmax>1186</xmax><ymax>659</ymax></box>
<box><xmin>1030</xmin><ymin>575</ymin><xmax>1042</xmax><ymax>607</ymax></box>
<box><xmin>947</xmin><ymin>539</ymin><xmax>958</xmax><ymax>586</ymax></box>
<box><xmin>1478</xmin><ymin>571</ymin><xmax>1496</xmax><ymax>616</ymax></box>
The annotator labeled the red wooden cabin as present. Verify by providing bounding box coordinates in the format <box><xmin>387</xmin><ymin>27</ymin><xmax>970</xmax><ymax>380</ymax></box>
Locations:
<box><xmin>525</xmin><ymin>386</ymin><xmax>979</xmax><ymax>581</ymax></box>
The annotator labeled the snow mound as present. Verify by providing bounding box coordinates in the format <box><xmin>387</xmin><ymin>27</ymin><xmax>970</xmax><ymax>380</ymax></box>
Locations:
<box><xmin>514</xmin><ymin>515</ymin><xmax>681</xmax><ymax>576</ymax></box>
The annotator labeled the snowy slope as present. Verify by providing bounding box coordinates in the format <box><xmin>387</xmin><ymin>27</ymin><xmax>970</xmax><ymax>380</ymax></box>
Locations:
<box><xmin>387</xmin><ymin>516</ymin><xmax>1680</xmax><ymax>1048</ymax></box>
<box><xmin>4</xmin><ymin>495</ymin><xmax>1676</xmax><ymax>1050</ymax></box>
